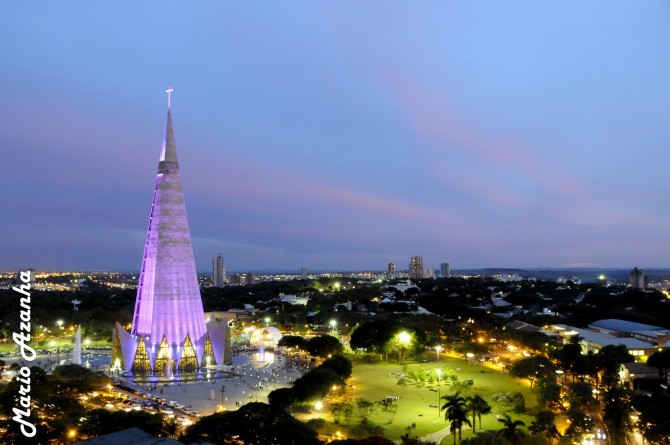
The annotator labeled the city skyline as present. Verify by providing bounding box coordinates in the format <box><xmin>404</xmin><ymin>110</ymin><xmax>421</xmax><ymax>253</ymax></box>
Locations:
<box><xmin>2</xmin><ymin>2</ymin><xmax>670</xmax><ymax>272</ymax></box>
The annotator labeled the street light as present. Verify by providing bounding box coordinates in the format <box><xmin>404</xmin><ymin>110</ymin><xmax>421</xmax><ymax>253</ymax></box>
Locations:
<box><xmin>436</xmin><ymin>368</ymin><xmax>443</xmax><ymax>408</ymax></box>
<box><xmin>397</xmin><ymin>331</ymin><xmax>411</xmax><ymax>363</ymax></box>
<box><xmin>435</xmin><ymin>345</ymin><xmax>443</xmax><ymax>364</ymax></box>
<box><xmin>398</xmin><ymin>331</ymin><xmax>411</xmax><ymax>345</ymax></box>
<box><xmin>264</xmin><ymin>317</ymin><xmax>271</xmax><ymax>327</ymax></box>
<box><xmin>315</xmin><ymin>400</ymin><xmax>323</xmax><ymax>417</ymax></box>
<box><xmin>329</xmin><ymin>319</ymin><xmax>337</xmax><ymax>332</ymax></box>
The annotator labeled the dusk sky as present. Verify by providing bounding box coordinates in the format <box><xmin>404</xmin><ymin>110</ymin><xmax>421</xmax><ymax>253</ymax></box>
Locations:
<box><xmin>2</xmin><ymin>2</ymin><xmax>670</xmax><ymax>273</ymax></box>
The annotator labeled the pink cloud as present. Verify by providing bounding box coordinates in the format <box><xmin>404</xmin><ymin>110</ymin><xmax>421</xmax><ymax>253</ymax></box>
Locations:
<box><xmin>375</xmin><ymin>65</ymin><xmax>589</xmax><ymax>205</ymax></box>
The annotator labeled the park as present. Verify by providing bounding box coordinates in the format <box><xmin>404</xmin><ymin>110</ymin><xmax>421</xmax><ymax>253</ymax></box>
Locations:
<box><xmin>291</xmin><ymin>352</ymin><xmax>538</xmax><ymax>444</ymax></box>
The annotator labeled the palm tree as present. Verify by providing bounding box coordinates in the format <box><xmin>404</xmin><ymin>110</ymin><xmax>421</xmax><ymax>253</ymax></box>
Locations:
<box><xmin>496</xmin><ymin>413</ymin><xmax>526</xmax><ymax>445</ymax></box>
<box><xmin>466</xmin><ymin>394</ymin><xmax>491</xmax><ymax>433</ymax></box>
<box><xmin>442</xmin><ymin>391</ymin><xmax>472</xmax><ymax>444</ymax></box>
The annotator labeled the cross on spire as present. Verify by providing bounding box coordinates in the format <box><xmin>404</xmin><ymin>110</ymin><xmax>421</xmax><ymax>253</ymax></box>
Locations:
<box><xmin>166</xmin><ymin>85</ymin><xmax>174</xmax><ymax>109</ymax></box>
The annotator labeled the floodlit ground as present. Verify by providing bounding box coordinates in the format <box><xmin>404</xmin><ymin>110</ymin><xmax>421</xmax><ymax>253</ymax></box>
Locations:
<box><xmin>301</xmin><ymin>353</ymin><xmax>538</xmax><ymax>444</ymax></box>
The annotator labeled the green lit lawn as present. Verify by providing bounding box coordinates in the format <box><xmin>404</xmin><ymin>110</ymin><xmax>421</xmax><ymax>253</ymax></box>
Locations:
<box><xmin>0</xmin><ymin>336</ymin><xmax>109</xmax><ymax>354</ymax></box>
<box><xmin>316</xmin><ymin>354</ymin><xmax>538</xmax><ymax>443</ymax></box>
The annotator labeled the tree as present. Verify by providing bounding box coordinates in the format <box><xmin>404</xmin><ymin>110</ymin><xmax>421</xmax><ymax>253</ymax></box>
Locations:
<box><xmin>268</xmin><ymin>387</ymin><xmax>295</xmax><ymax>409</ymax></box>
<box><xmin>382</xmin><ymin>404</ymin><xmax>398</xmax><ymax>424</ymax></box>
<box><xmin>306</xmin><ymin>335</ymin><xmax>343</xmax><ymax>358</ymax></box>
<box><xmin>496</xmin><ymin>414</ymin><xmax>526</xmax><ymax>445</ymax></box>
<box><xmin>559</xmin><ymin>336</ymin><xmax>583</xmax><ymax>383</ymax></box>
<box><xmin>646</xmin><ymin>349</ymin><xmax>670</xmax><ymax>381</ymax></box>
<box><xmin>52</xmin><ymin>364</ymin><xmax>108</xmax><ymax>395</ymax></box>
<box><xmin>632</xmin><ymin>392</ymin><xmax>670</xmax><ymax>445</ymax></box>
<box><xmin>452</xmin><ymin>379</ymin><xmax>474</xmax><ymax>396</ymax></box>
<box><xmin>528</xmin><ymin>411</ymin><xmax>560</xmax><ymax>441</ymax></box>
<box><xmin>442</xmin><ymin>391</ymin><xmax>472</xmax><ymax>444</ymax></box>
<box><xmin>320</xmin><ymin>354</ymin><xmax>353</xmax><ymax>380</ymax></box>
<box><xmin>509</xmin><ymin>356</ymin><xmax>556</xmax><ymax>388</ymax></box>
<box><xmin>566</xmin><ymin>382</ymin><xmax>596</xmax><ymax>411</ymax></box>
<box><xmin>466</xmin><ymin>394</ymin><xmax>492</xmax><ymax>433</ymax></box>
<box><xmin>278</xmin><ymin>335</ymin><xmax>308</xmax><ymax>350</ymax></box>
<box><xmin>356</xmin><ymin>398</ymin><xmax>375</xmax><ymax>422</ymax></box>
<box><xmin>292</xmin><ymin>368</ymin><xmax>340</xmax><ymax>402</ymax></box>
<box><xmin>184</xmin><ymin>402</ymin><xmax>321</xmax><ymax>445</ymax></box>
<box><xmin>563</xmin><ymin>409</ymin><xmax>594</xmax><ymax>444</ymax></box>
<box><xmin>535</xmin><ymin>377</ymin><xmax>562</xmax><ymax>411</ymax></box>
<box><xmin>386</xmin><ymin>330</ymin><xmax>416</xmax><ymax>363</ymax></box>
<box><xmin>163</xmin><ymin>416</ymin><xmax>179</xmax><ymax>439</ymax></box>
<box><xmin>508</xmin><ymin>392</ymin><xmax>526</xmax><ymax>414</ymax></box>
<box><xmin>595</xmin><ymin>345</ymin><xmax>634</xmax><ymax>388</ymax></box>
<box><xmin>491</xmin><ymin>392</ymin><xmax>512</xmax><ymax>413</ymax></box>
<box><xmin>603</xmin><ymin>388</ymin><xmax>634</xmax><ymax>445</ymax></box>
<box><xmin>330</xmin><ymin>402</ymin><xmax>345</xmax><ymax>424</ymax></box>
<box><xmin>461</xmin><ymin>430</ymin><xmax>504</xmax><ymax>445</ymax></box>
<box><xmin>350</xmin><ymin>319</ymin><xmax>399</xmax><ymax>355</ymax></box>
<box><xmin>81</xmin><ymin>409</ymin><xmax>164</xmax><ymax>438</ymax></box>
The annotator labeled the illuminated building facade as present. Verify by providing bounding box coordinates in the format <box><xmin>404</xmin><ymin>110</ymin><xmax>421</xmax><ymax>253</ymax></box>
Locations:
<box><xmin>112</xmin><ymin>94</ymin><xmax>231</xmax><ymax>375</ymax></box>
<box><xmin>409</xmin><ymin>256</ymin><xmax>424</xmax><ymax>279</ymax></box>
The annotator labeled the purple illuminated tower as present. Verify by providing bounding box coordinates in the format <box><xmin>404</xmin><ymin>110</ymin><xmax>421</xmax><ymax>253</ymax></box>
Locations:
<box><xmin>112</xmin><ymin>88</ymin><xmax>231</xmax><ymax>375</ymax></box>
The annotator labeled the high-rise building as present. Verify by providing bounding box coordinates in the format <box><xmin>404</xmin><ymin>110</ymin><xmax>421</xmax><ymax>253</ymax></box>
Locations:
<box><xmin>387</xmin><ymin>263</ymin><xmax>396</xmax><ymax>279</ymax></box>
<box><xmin>245</xmin><ymin>272</ymin><xmax>254</xmax><ymax>286</ymax></box>
<box><xmin>112</xmin><ymin>93</ymin><xmax>231</xmax><ymax>375</ymax></box>
<box><xmin>409</xmin><ymin>256</ymin><xmax>424</xmax><ymax>279</ymax></box>
<box><xmin>630</xmin><ymin>267</ymin><xmax>645</xmax><ymax>290</ymax></box>
<box><xmin>301</xmin><ymin>267</ymin><xmax>308</xmax><ymax>279</ymax></box>
<box><xmin>213</xmin><ymin>254</ymin><xmax>226</xmax><ymax>287</ymax></box>
<box><xmin>440</xmin><ymin>262</ymin><xmax>451</xmax><ymax>278</ymax></box>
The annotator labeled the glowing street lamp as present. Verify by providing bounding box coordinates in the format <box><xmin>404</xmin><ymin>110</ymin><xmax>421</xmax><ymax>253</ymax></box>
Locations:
<box><xmin>436</xmin><ymin>368</ymin><xmax>442</xmax><ymax>417</ymax></box>
<box><xmin>435</xmin><ymin>345</ymin><xmax>443</xmax><ymax>364</ymax></box>
<box><xmin>396</xmin><ymin>331</ymin><xmax>412</xmax><ymax>363</ymax></box>
<box><xmin>264</xmin><ymin>317</ymin><xmax>271</xmax><ymax>327</ymax></box>
<box><xmin>68</xmin><ymin>429</ymin><xmax>77</xmax><ymax>443</ymax></box>
<box><xmin>329</xmin><ymin>319</ymin><xmax>337</xmax><ymax>332</ymax></box>
<box><xmin>314</xmin><ymin>400</ymin><xmax>323</xmax><ymax>417</ymax></box>
<box><xmin>56</xmin><ymin>320</ymin><xmax>64</xmax><ymax>333</ymax></box>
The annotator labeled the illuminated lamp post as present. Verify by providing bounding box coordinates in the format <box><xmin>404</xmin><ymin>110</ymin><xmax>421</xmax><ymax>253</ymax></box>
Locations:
<box><xmin>397</xmin><ymin>331</ymin><xmax>411</xmax><ymax>362</ymax></box>
<box><xmin>329</xmin><ymin>319</ymin><xmax>337</xmax><ymax>333</ymax></box>
<box><xmin>315</xmin><ymin>400</ymin><xmax>323</xmax><ymax>418</ymax></box>
<box><xmin>435</xmin><ymin>345</ymin><xmax>443</xmax><ymax>365</ymax></box>
<box><xmin>436</xmin><ymin>368</ymin><xmax>442</xmax><ymax>417</ymax></box>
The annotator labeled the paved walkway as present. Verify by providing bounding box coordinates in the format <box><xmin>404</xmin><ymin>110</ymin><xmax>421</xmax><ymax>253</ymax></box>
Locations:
<box><xmin>117</xmin><ymin>351</ymin><xmax>308</xmax><ymax>415</ymax></box>
<box><xmin>420</xmin><ymin>425</ymin><xmax>471</xmax><ymax>445</ymax></box>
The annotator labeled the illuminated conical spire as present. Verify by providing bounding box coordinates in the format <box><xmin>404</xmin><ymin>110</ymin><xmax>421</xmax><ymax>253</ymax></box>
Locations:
<box><xmin>131</xmin><ymin>87</ymin><xmax>207</xmax><ymax>367</ymax></box>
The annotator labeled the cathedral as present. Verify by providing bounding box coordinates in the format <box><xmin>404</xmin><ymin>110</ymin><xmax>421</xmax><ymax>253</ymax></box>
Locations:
<box><xmin>112</xmin><ymin>90</ymin><xmax>231</xmax><ymax>375</ymax></box>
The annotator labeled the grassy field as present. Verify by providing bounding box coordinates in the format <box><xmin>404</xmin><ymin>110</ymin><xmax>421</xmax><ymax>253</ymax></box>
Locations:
<box><xmin>309</xmin><ymin>353</ymin><xmax>538</xmax><ymax>444</ymax></box>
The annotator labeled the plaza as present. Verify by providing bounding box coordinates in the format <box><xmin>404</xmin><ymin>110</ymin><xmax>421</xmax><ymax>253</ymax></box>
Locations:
<box><xmin>113</xmin><ymin>350</ymin><xmax>309</xmax><ymax>416</ymax></box>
